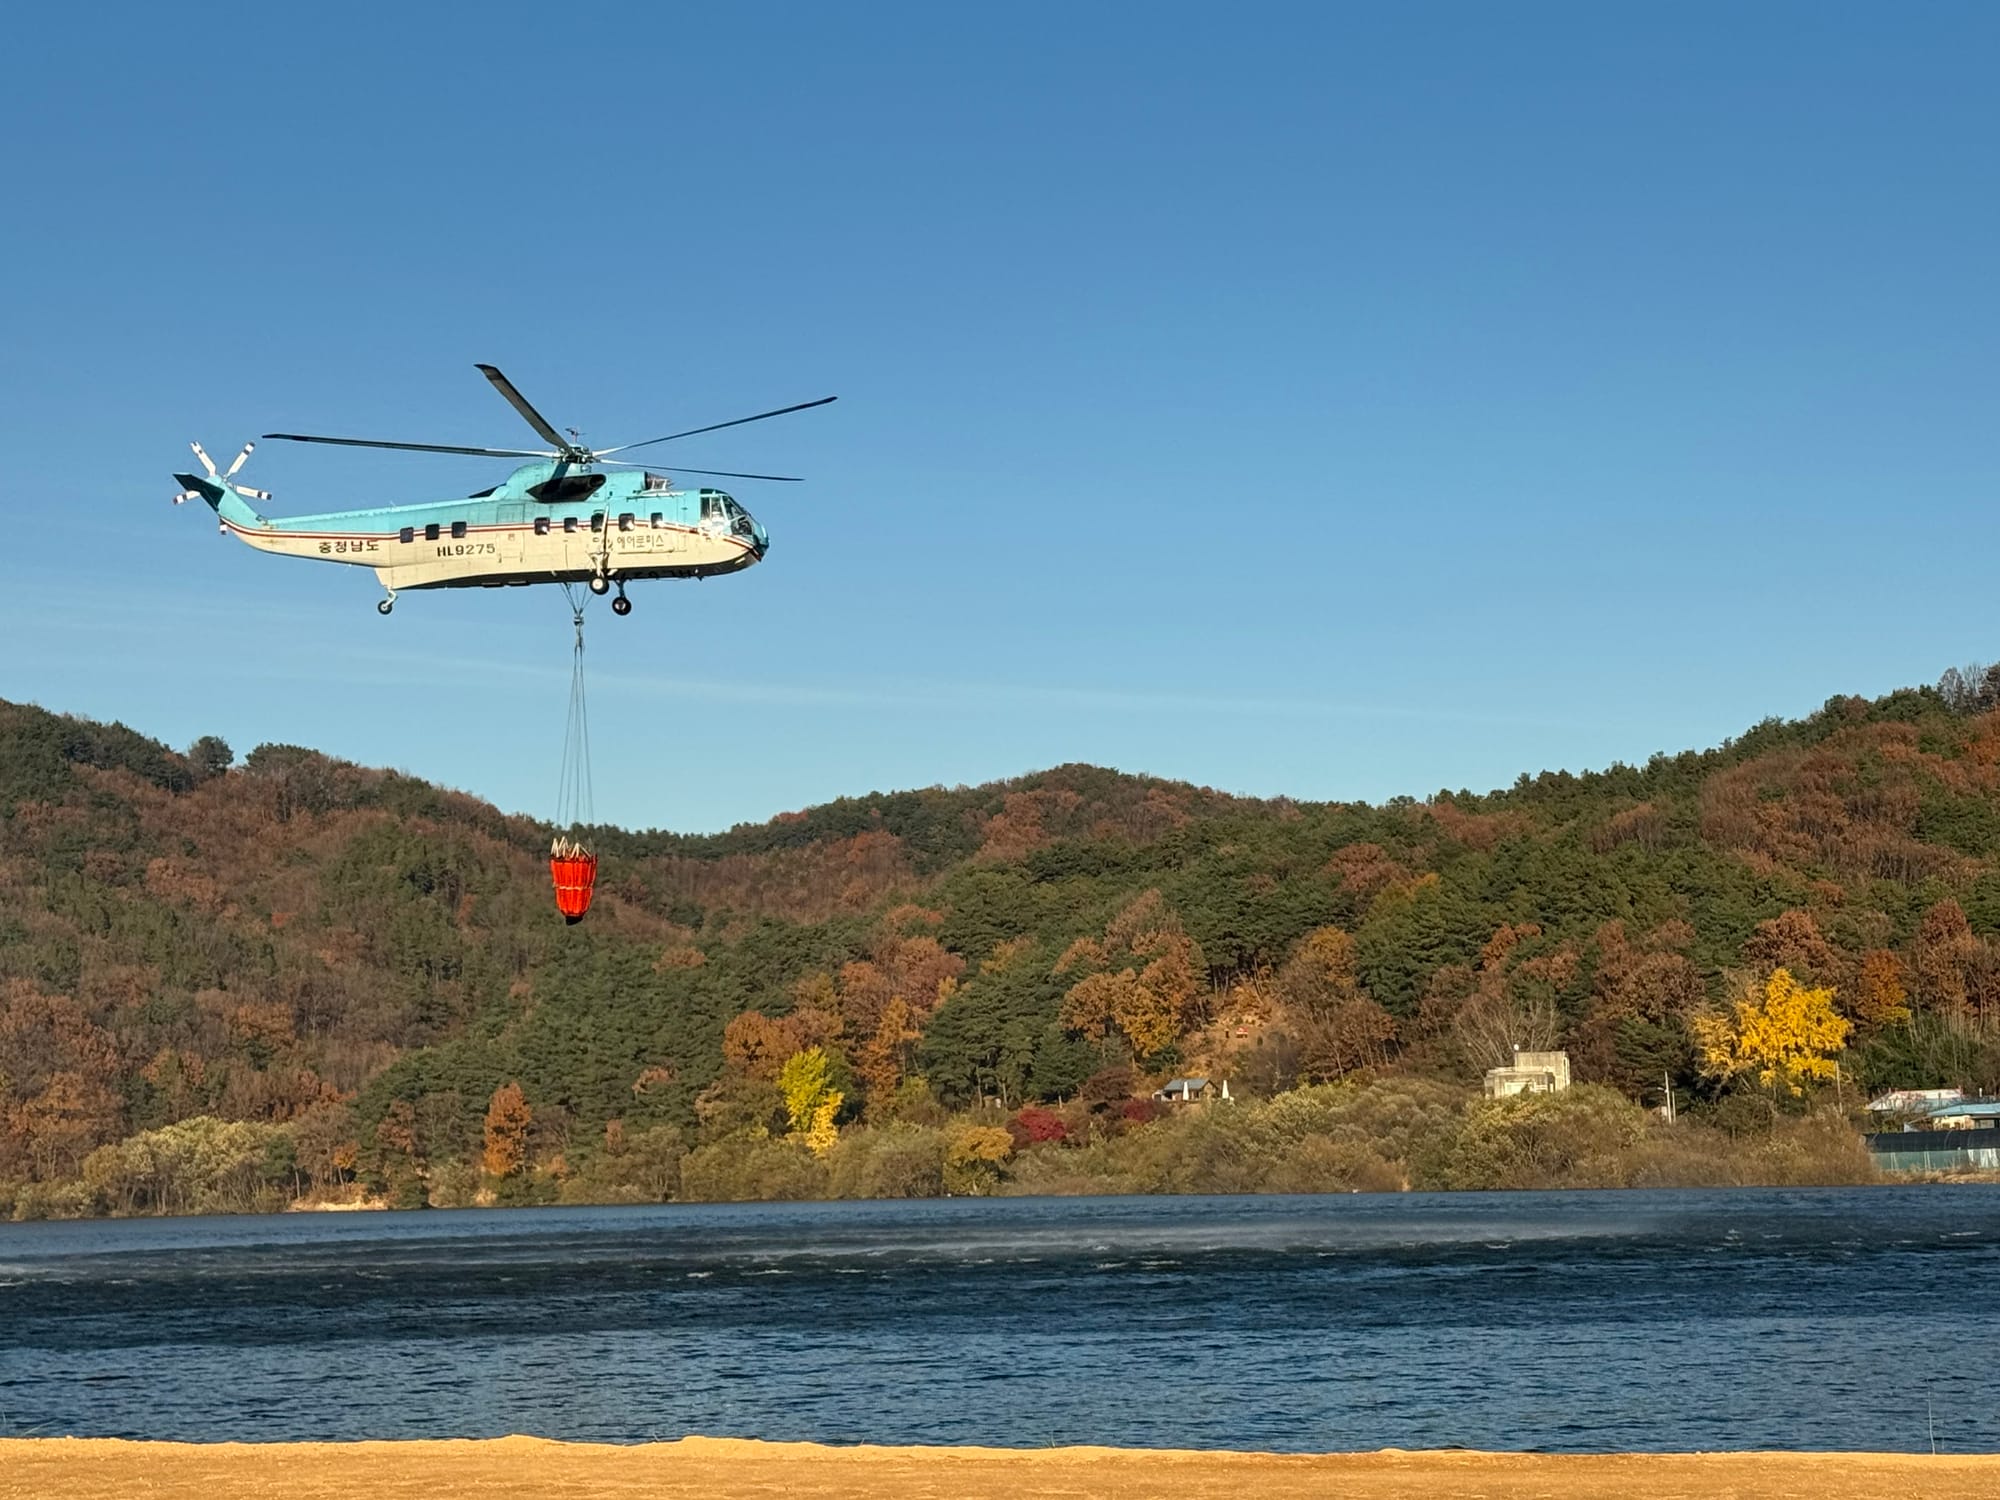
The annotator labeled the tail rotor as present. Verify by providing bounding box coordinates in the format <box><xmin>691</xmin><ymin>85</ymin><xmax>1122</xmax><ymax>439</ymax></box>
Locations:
<box><xmin>176</xmin><ymin>441</ymin><xmax>271</xmax><ymax>504</ymax></box>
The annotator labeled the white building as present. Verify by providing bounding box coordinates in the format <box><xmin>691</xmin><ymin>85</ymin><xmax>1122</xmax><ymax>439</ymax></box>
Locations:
<box><xmin>1867</xmin><ymin>1088</ymin><xmax>1964</xmax><ymax>1115</ymax></box>
<box><xmin>1153</xmin><ymin>1077</ymin><xmax>1234</xmax><ymax>1104</ymax></box>
<box><xmin>1483</xmin><ymin>1049</ymin><xmax>1571</xmax><ymax>1099</ymax></box>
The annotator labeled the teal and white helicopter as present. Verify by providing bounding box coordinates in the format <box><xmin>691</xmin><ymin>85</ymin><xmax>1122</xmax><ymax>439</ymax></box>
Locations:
<box><xmin>173</xmin><ymin>364</ymin><xmax>835</xmax><ymax>615</ymax></box>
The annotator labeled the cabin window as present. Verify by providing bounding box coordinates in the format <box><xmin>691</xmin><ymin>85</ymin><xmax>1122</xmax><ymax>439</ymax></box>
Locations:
<box><xmin>649</xmin><ymin>512</ymin><xmax>663</xmax><ymax>529</ymax></box>
<box><xmin>424</xmin><ymin>523</ymin><xmax>440</xmax><ymax>541</ymax></box>
<box><xmin>563</xmin><ymin>516</ymin><xmax>578</xmax><ymax>534</ymax></box>
<box><xmin>590</xmin><ymin>512</ymin><xmax>605</xmax><ymax>533</ymax></box>
<box><xmin>399</xmin><ymin>526</ymin><xmax>414</xmax><ymax>544</ymax></box>
<box><xmin>450</xmin><ymin>521</ymin><xmax>467</xmax><ymax>539</ymax></box>
<box><xmin>533</xmin><ymin>517</ymin><xmax>550</xmax><ymax>536</ymax></box>
<box><xmin>701</xmin><ymin>495</ymin><xmax>721</xmax><ymax>520</ymax></box>
<box><xmin>618</xmin><ymin>513</ymin><xmax>634</xmax><ymax>532</ymax></box>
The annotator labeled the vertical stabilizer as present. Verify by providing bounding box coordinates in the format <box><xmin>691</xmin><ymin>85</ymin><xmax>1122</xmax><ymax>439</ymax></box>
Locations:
<box><xmin>172</xmin><ymin>441</ymin><xmax>270</xmax><ymax>530</ymax></box>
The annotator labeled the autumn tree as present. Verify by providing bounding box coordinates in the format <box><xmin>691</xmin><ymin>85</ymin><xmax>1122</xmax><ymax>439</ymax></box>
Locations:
<box><xmin>1567</xmin><ymin>921</ymin><xmax>1703</xmax><ymax>1095</ymax></box>
<box><xmin>1057</xmin><ymin>891</ymin><xmax>1206</xmax><ymax>1062</ymax></box>
<box><xmin>943</xmin><ymin>1123</ymin><xmax>1014</xmax><ymax>1194</ymax></box>
<box><xmin>1852</xmin><ymin>949</ymin><xmax>1911</xmax><ymax>1029</ymax></box>
<box><xmin>777</xmin><ymin>1047</ymin><xmax>843</xmax><ymax>1156</ymax></box>
<box><xmin>481</xmin><ymin>1082</ymin><xmax>533</xmax><ymax>1179</ymax></box>
<box><xmin>1589</xmin><ymin>921</ymin><xmax>1705</xmax><ymax>1022</ymax></box>
<box><xmin>722</xmin><ymin>1011</ymin><xmax>798</xmax><ymax>1081</ymax></box>
<box><xmin>1325</xmin><ymin>843</ymin><xmax>1407</xmax><ymax>903</ymax></box>
<box><xmin>1277</xmin><ymin>927</ymin><xmax>1397</xmax><ymax>1081</ymax></box>
<box><xmin>0</xmin><ymin>982</ymin><xmax>124</xmax><ymax>1181</ymax></box>
<box><xmin>1741</xmin><ymin>909</ymin><xmax>1844</xmax><ymax>990</ymax></box>
<box><xmin>855</xmin><ymin>994</ymin><xmax>922</xmax><ymax>1112</ymax></box>
<box><xmin>1693</xmin><ymin>968</ymin><xmax>1851</xmax><ymax>1098</ymax></box>
<box><xmin>1277</xmin><ymin>927</ymin><xmax>1364</xmax><ymax>1017</ymax></box>
<box><xmin>836</xmin><ymin>929</ymin><xmax>964</xmax><ymax>1038</ymax></box>
<box><xmin>1913</xmin><ymin>899</ymin><xmax>1978</xmax><ymax>1025</ymax></box>
<box><xmin>1009</xmin><ymin>1105</ymin><xmax>1068</xmax><ymax>1145</ymax></box>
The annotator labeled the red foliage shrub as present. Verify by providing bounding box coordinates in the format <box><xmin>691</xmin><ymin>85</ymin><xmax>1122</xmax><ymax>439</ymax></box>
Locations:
<box><xmin>1010</xmin><ymin>1105</ymin><xmax>1068</xmax><ymax>1145</ymax></box>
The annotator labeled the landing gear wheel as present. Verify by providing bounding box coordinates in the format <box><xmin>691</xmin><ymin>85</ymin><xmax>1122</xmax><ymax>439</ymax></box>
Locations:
<box><xmin>377</xmin><ymin>598</ymin><xmax>394</xmax><ymax>616</ymax></box>
<box><xmin>611</xmin><ymin>595</ymin><xmax>632</xmax><ymax>617</ymax></box>
<box><xmin>588</xmin><ymin>575</ymin><xmax>611</xmax><ymax>596</ymax></box>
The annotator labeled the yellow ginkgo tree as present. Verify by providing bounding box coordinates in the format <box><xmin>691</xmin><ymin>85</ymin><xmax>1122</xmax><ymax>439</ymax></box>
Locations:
<box><xmin>1693</xmin><ymin>967</ymin><xmax>1850</xmax><ymax>1097</ymax></box>
<box><xmin>777</xmin><ymin>1046</ymin><xmax>844</xmax><ymax>1157</ymax></box>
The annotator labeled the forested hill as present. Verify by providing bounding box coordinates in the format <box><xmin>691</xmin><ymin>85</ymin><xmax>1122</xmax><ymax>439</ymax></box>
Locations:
<box><xmin>8</xmin><ymin>666</ymin><xmax>2000</xmax><ymax>1210</ymax></box>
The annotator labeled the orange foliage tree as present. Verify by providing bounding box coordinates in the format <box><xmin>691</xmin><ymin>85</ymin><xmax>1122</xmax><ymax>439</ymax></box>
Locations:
<box><xmin>722</xmin><ymin>1011</ymin><xmax>799</xmax><ymax>1081</ymax></box>
<box><xmin>855</xmin><ymin>994</ymin><xmax>923</xmax><ymax>1112</ymax></box>
<box><xmin>0</xmin><ymin>981</ymin><xmax>124</xmax><ymax>1180</ymax></box>
<box><xmin>1853</xmin><ymin>949</ymin><xmax>1912</xmax><ymax>1029</ymax></box>
<box><xmin>1057</xmin><ymin>891</ymin><xmax>1206</xmax><ymax>1062</ymax></box>
<box><xmin>481</xmin><ymin>1081</ymin><xmax>533</xmax><ymax>1179</ymax></box>
<box><xmin>1914</xmin><ymin>899</ymin><xmax>1978</xmax><ymax>1025</ymax></box>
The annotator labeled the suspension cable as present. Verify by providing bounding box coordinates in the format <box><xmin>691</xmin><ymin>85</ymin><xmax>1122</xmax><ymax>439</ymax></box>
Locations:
<box><xmin>555</xmin><ymin>584</ymin><xmax>594</xmax><ymax>839</ymax></box>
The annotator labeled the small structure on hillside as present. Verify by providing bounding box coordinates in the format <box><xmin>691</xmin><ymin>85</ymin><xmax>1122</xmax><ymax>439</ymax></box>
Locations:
<box><xmin>1154</xmin><ymin>1077</ymin><xmax>1232</xmax><ymax>1105</ymax></box>
<box><xmin>1483</xmin><ymin>1049</ymin><xmax>1571</xmax><ymax>1099</ymax></box>
<box><xmin>1925</xmin><ymin>1099</ymin><xmax>2000</xmax><ymax>1130</ymax></box>
<box><xmin>1868</xmin><ymin>1088</ymin><xmax>1965</xmax><ymax>1116</ymax></box>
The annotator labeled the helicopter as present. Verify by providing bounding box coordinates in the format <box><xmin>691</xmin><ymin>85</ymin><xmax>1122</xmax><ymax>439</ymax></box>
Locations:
<box><xmin>172</xmin><ymin>364</ymin><xmax>835</xmax><ymax>615</ymax></box>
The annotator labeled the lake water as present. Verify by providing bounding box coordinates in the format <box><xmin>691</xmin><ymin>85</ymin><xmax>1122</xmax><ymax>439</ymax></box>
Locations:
<box><xmin>1</xmin><ymin>1188</ymin><xmax>1997</xmax><ymax>1452</ymax></box>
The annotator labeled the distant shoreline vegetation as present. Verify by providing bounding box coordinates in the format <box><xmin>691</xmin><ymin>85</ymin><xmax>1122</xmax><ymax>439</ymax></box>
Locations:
<box><xmin>3</xmin><ymin>1080</ymin><xmax>1883</xmax><ymax>1220</ymax></box>
<box><xmin>10</xmin><ymin>665</ymin><xmax>2000</xmax><ymax>1220</ymax></box>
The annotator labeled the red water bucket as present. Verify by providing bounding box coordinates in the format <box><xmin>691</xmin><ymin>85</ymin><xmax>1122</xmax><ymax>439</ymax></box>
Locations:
<box><xmin>550</xmin><ymin>851</ymin><xmax>598</xmax><ymax>924</ymax></box>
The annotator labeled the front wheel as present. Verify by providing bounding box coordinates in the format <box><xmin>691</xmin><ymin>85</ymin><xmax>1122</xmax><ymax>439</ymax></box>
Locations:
<box><xmin>588</xmin><ymin>576</ymin><xmax>611</xmax><ymax>596</ymax></box>
<box><xmin>611</xmin><ymin>595</ymin><xmax>632</xmax><ymax>617</ymax></box>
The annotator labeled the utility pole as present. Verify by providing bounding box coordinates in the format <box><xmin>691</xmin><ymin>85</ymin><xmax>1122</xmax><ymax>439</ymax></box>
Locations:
<box><xmin>1663</xmin><ymin>1070</ymin><xmax>1676</xmax><ymax>1124</ymax></box>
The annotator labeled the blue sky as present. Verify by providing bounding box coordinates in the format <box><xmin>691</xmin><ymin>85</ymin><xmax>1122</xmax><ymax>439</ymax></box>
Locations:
<box><xmin>2</xmin><ymin>4</ymin><xmax>1994</xmax><ymax>832</ymax></box>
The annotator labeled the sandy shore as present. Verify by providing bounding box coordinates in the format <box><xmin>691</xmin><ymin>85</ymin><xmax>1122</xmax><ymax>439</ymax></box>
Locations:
<box><xmin>4</xmin><ymin>1437</ymin><xmax>1997</xmax><ymax>1500</ymax></box>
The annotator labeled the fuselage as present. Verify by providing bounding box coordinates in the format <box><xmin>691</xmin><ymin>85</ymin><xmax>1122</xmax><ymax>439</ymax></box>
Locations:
<box><xmin>215</xmin><ymin>462</ymin><xmax>767</xmax><ymax>592</ymax></box>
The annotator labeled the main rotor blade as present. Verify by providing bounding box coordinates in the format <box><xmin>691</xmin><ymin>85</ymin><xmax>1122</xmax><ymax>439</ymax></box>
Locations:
<box><xmin>597</xmin><ymin>395</ymin><xmax>838</xmax><ymax>456</ymax></box>
<box><xmin>261</xmin><ymin>433</ymin><xmax>555</xmax><ymax>459</ymax></box>
<box><xmin>602</xmin><ymin>460</ymin><xmax>803</xmax><ymax>482</ymax></box>
<box><xmin>475</xmin><ymin>364</ymin><xmax>571</xmax><ymax>451</ymax></box>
